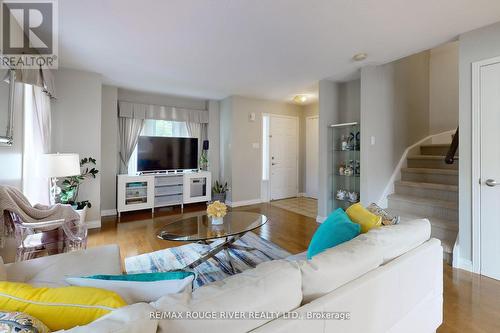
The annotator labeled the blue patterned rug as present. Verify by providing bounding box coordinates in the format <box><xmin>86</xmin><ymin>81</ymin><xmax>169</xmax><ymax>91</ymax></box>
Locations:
<box><xmin>124</xmin><ymin>232</ymin><xmax>291</xmax><ymax>288</ymax></box>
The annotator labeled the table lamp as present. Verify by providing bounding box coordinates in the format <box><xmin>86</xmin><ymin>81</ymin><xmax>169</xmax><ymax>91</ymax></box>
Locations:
<box><xmin>44</xmin><ymin>153</ymin><xmax>81</xmax><ymax>205</ymax></box>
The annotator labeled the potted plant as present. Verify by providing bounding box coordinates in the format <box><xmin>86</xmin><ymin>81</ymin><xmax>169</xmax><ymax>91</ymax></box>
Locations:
<box><xmin>212</xmin><ymin>180</ymin><xmax>229</xmax><ymax>203</ymax></box>
<box><xmin>60</xmin><ymin>157</ymin><xmax>99</xmax><ymax>223</ymax></box>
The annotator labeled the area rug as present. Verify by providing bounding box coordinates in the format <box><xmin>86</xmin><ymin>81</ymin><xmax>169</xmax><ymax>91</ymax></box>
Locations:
<box><xmin>271</xmin><ymin>197</ymin><xmax>318</xmax><ymax>219</ymax></box>
<box><xmin>124</xmin><ymin>232</ymin><xmax>291</xmax><ymax>288</ymax></box>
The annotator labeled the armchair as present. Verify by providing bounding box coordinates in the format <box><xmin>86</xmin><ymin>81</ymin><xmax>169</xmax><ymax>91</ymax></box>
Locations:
<box><xmin>0</xmin><ymin>184</ymin><xmax>87</xmax><ymax>262</ymax></box>
<box><xmin>7</xmin><ymin>211</ymin><xmax>87</xmax><ymax>262</ymax></box>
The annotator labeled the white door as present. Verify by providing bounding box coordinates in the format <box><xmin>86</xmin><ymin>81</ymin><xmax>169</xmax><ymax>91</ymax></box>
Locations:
<box><xmin>478</xmin><ymin>59</ymin><xmax>500</xmax><ymax>280</ymax></box>
<box><xmin>306</xmin><ymin>116</ymin><xmax>319</xmax><ymax>198</ymax></box>
<box><xmin>270</xmin><ymin>115</ymin><xmax>298</xmax><ymax>200</ymax></box>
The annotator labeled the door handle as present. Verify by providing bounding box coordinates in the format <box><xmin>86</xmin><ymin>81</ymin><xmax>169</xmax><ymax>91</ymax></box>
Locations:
<box><xmin>485</xmin><ymin>179</ymin><xmax>498</xmax><ymax>187</ymax></box>
<box><xmin>272</xmin><ymin>163</ymin><xmax>278</xmax><ymax>166</ymax></box>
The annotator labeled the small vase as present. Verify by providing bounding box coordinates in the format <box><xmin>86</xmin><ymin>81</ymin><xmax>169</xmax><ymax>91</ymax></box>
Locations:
<box><xmin>210</xmin><ymin>216</ymin><xmax>224</xmax><ymax>225</ymax></box>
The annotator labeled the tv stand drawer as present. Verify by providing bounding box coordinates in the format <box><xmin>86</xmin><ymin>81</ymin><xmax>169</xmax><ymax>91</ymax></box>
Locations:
<box><xmin>155</xmin><ymin>175</ymin><xmax>184</xmax><ymax>186</ymax></box>
<box><xmin>155</xmin><ymin>185</ymin><xmax>183</xmax><ymax>196</ymax></box>
<box><xmin>155</xmin><ymin>194</ymin><xmax>183</xmax><ymax>207</ymax></box>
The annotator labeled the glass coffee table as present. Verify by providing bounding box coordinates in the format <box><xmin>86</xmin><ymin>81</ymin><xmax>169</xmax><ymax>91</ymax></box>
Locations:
<box><xmin>157</xmin><ymin>212</ymin><xmax>268</xmax><ymax>274</ymax></box>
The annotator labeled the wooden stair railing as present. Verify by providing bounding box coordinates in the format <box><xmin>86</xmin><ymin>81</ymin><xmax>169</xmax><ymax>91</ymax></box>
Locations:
<box><xmin>445</xmin><ymin>127</ymin><xmax>459</xmax><ymax>164</ymax></box>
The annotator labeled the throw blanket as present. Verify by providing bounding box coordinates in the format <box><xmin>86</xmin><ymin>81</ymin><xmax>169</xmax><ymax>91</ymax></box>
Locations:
<box><xmin>0</xmin><ymin>185</ymin><xmax>80</xmax><ymax>247</ymax></box>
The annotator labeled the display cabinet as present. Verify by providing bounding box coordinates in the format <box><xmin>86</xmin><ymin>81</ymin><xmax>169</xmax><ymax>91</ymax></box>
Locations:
<box><xmin>330</xmin><ymin>122</ymin><xmax>360</xmax><ymax>210</ymax></box>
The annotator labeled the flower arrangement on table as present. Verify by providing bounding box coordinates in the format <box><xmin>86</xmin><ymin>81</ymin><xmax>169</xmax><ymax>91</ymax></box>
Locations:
<box><xmin>207</xmin><ymin>201</ymin><xmax>227</xmax><ymax>225</ymax></box>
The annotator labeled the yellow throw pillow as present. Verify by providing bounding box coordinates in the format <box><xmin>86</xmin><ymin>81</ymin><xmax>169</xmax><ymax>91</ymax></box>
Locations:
<box><xmin>346</xmin><ymin>203</ymin><xmax>382</xmax><ymax>233</ymax></box>
<box><xmin>0</xmin><ymin>282</ymin><xmax>127</xmax><ymax>331</ymax></box>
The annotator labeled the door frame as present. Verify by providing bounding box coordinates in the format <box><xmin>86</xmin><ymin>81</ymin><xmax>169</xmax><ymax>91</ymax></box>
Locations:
<box><xmin>305</xmin><ymin>115</ymin><xmax>319</xmax><ymax>198</ymax></box>
<box><xmin>268</xmin><ymin>113</ymin><xmax>299</xmax><ymax>201</ymax></box>
<box><xmin>471</xmin><ymin>55</ymin><xmax>500</xmax><ymax>274</ymax></box>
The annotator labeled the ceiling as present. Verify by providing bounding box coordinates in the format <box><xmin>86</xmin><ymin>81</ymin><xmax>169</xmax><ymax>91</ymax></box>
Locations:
<box><xmin>58</xmin><ymin>0</ymin><xmax>500</xmax><ymax>102</ymax></box>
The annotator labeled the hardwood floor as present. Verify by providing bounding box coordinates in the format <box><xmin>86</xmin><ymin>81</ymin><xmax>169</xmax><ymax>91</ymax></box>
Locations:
<box><xmin>89</xmin><ymin>203</ymin><xmax>500</xmax><ymax>333</ymax></box>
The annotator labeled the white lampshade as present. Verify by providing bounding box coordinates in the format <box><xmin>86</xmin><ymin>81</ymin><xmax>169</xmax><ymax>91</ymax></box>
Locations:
<box><xmin>44</xmin><ymin>153</ymin><xmax>81</xmax><ymax>178</ymax></box>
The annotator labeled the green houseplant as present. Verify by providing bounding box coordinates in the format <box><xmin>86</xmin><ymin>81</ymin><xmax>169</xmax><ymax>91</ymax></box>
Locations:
<box><xmin>212</xmin><ymin>180</ymin><xmax>229</xmax><ymax>203</ymax></box>
<box><xmin>60</xmin><ymin>157</ymin><xmax>99</xmax><ymax>211</ymax></box>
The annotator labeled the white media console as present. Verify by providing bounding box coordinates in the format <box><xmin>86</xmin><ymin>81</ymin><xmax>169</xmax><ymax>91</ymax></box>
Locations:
<box><xmin>117</xmin><ymin>171</ymin><xmax>211</xmax><ymax>217</ymax></box>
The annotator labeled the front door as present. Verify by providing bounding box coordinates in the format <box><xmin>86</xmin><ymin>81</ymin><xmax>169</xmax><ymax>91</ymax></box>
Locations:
<box><xmin>270</xmin><ymin>115</ymin><xmax>298</xmax><ymax>200</ymax></box>
<box><xmin>479</xmin><ymin>59</ymin><xmax>500</xmax><ymax>280</ymax></box>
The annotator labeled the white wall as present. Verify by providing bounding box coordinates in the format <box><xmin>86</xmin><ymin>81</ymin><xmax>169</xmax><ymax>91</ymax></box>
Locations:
<box><xmin>219</xmin><ymin>97</ymin><xmax>233</xmax><ymax>202</ymax></box>
<box><xmin>360</xmin><ymin>51</ymin><xmax>430</xmax><ymax>206</ymax></box>
<box><xmin>430</xmin><ymin>42</ymin><xmax>459</xmax><ymax>135</ymax></box>
<box><xmin>208</xmin><ymin>100</ymin><xmax>220</xmax><ymax>184</ymax></box>
<box><xmin>338</xmin><ymin>80</ymin><xmax>361</xmax><ymax>124</ymax></box>
<box><xmin>219</xmin><ymin>96</ymin><xmax>303</xmax><ymax>204</ymax></box>
<box><xmin>231</xmin><ymin>96</ymin><xmax>302</xmax><ymax>203</ymax></box>
<box><xmin>458</xmin><ymin>21</ymin><xmax>500</xmax><ymax>268</ymax></box>
<box><xmin>52</xmin><ymin>68</ymin><xmax>102</xmax><ymax>227</ymax></box>
<box><xmin>0</xmin><ymin>83</ymin><xmax>23</xmax><ymax>188</ymax></box>
<box><xmin>318</xmin><ymin>80</ymin><xmax>340</xmax><ymax>219</ymax></box>
<box><xmin>100</xmin><ymin>86</ymin><xmax>119</xmax><ymax>213</ymax></box>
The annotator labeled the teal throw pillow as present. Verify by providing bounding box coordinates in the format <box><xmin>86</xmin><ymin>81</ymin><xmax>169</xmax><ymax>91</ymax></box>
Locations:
<box><xmin>66</xmin><ymin>271</ymin><xmax>195</xmax><ymax>303</ymax></box>
<box><xmin>85</xmin><ymin>271</ymin><xmax>194</xmax><ymax>281</ymax></box>
<box><xmin>307</xmin><ymin>208</ymin><xmax>361</xmax><ymax>259</ymax></box>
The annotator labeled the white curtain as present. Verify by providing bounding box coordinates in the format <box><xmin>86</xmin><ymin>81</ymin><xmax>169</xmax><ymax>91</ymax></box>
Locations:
<box><xmin>186</xmin><ymin>122</ymin><xmax>208</xmax><ymax>160</ymax></box>
<box><xmin>119</xmin><ymin>117</ymin><xmax>145</xmax><ymax>173</ymax></box>
<box><xmin>22</xmin><ymin>85</ymin><xmax>51</xmax><ymax>204</ymax></box>
<box><xmin>118</xmin><ymin>101</ymin><xmax>208</xmax><ymax>123</ymax></box>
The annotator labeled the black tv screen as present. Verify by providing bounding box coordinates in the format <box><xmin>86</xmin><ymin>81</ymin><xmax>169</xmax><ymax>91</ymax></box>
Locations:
<box><xmin>137</xmin><ymin>136</ymin><xmax>198</xmax><ymax>172</ymax></box>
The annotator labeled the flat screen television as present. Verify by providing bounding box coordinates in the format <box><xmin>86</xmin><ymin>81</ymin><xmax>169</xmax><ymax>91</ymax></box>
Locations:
<box><xmin>137</xmin><ymin>136</ymin><xmax>198</xmax><ymax>172</ymax></box>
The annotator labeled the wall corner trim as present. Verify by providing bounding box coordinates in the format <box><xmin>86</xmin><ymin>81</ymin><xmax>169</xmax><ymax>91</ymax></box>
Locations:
<box><xmin>316</xmin><ymin>215</ymin><xmax>326</xmax><ymax>223</ymax></box>
<box><xmin>101</xmin><ymin>209</ymin><xmax>117</xmax><ymax>217</ymax></box>
<box><xmin>227</xmin><ymin>199</ymin><xmax>262</xmax><ymax>208</ymax></box>
<box><xmin>86</xmin><ymin>220</ymin><xmax>101</xmax><ymax>229</ymax></box>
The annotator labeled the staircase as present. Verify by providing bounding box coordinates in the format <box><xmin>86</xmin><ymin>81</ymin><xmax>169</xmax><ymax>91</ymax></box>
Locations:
<box><xmin>387</xmin><ymin>143</ymin><xmax>458</xmax><ymax>263</ymax></box>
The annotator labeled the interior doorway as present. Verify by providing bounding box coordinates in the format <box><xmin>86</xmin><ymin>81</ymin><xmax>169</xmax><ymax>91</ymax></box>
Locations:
<box><xmin>472</xmin><ymin>55</ymin><xmax>500</xmax><ymax>281</ymax></box>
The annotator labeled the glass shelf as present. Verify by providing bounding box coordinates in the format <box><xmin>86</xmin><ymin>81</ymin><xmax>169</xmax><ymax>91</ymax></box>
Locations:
<box><xmin>334</xmin><ymin>174</ymin><xmax>360</xmax><ymax>178</ymax></box>
<box><xmin>333</xmin><ymin>149</ymin><xmax>360</xmax><ymax>152</ymax></box>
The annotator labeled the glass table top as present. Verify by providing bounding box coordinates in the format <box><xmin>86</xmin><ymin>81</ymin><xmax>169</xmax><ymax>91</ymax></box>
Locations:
<box><xmin>157</xmin><ymin>212</ymin><xmax>268</xmax><ymax>242</ymax></box>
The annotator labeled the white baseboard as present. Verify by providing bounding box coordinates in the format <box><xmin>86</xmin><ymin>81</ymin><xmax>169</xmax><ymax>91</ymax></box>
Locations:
<box><xmin>101</xmin><ymin>209</ymin><xmax>117</xmax><ymax>217</ymax></box>
<box><xmin>455</xmin><ymin>258</ymin><xmax>473</xmax><ymax>272</ymax></box>
<box><xmin>316</xmin><ymin>215</ymin><xmax>326</xmax><ymax>223</ymax></box>
<box><xmin>451</xmin><ymin>242</ymin><xmax>475</xmax><ymax>273</ymax></box>
<box><xmin>86</xmin><ymin>219</ymin><xmax>101</xmax><ymax>229</ymax></box>
<box><xmin>298</xmin><ymin>192</ymin><xmax>306</xmax><ymax>197</ymax></box>
<box><xmin>228</xmin><ymin>199</ymin><xmax>262</xmax><ymax>208</ymax></box>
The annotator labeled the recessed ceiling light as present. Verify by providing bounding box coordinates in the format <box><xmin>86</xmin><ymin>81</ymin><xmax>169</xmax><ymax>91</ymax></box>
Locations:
<box><xmin>352</xmin><ymin>53</ymin><xmax>368</xmax><ymax>61</ymax></box>
<box><xmin>293</xmin><ymin>95</ymin><xmax>308</xmax><ymax>104</ymax></box>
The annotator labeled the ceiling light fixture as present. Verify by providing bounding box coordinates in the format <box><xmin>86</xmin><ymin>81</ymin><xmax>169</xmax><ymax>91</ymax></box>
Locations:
<box><xmin>293</xmin><ymin>95</ymin><xmax>308</xmax><ymax>104</ymax></box>
<box><xmin>352</xmin><ymin>53</ymin><xmax>368</xmax><ymax>61</ymax></box>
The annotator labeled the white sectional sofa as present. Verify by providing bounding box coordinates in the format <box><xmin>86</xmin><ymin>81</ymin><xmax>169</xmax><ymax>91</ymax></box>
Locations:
<box><xmin>2</xmin><ymin>219</ymin><xmax>443</xmax><ymax>333</ymax></box>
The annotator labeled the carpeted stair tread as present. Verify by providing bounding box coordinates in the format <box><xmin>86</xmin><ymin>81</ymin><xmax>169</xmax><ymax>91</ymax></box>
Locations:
<box><xmin>395</xmin><ymin>180</ymin><xmax>458</xmax><ymax>192</ymax></box>
<box><xmin>387</xmin><ymin>194</ymin><xmax>458</xmax><ymax>210</ymax></box>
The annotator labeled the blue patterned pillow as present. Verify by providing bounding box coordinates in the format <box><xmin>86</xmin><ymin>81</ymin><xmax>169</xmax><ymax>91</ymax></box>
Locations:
<box><xmin>0</xmin><ymin>311</ymin><xmax>50</xmax><ymax>333</ymax></box>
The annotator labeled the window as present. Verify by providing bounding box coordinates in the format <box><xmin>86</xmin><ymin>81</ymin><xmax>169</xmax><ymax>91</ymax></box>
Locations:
<box><xmin>142</xmin><ymin>119</ymin><xmax>188</xmax><ymax>137</ymax></box>
<box><xmin>262</xmin><ymin>114</ymin><xmax>270</xmax><ymax>181</ymax></box>
<box><xmin>128</xmin><ymin>120</ymin><xmax>189</xmax><ymax>174</ymax></box>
